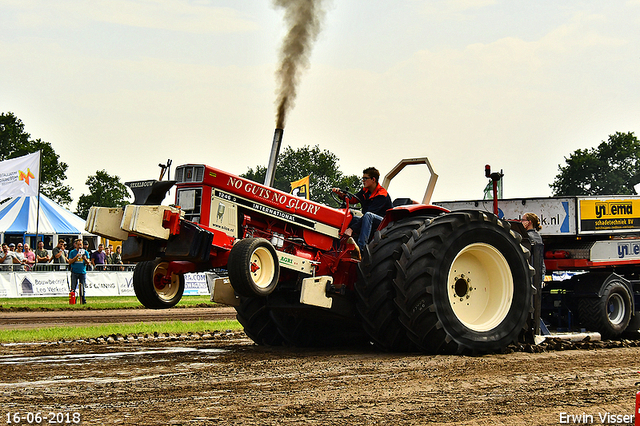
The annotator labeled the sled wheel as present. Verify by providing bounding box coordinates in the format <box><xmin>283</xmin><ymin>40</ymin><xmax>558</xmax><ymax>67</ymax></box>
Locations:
<box><xmin>578</xmin><ymin>279</ymin><xmax>632</xmax><ymax>339</ymax></box>
<box><xmin>394</xmin><ymin>210</ymin><xmax>534</xmax><ymax>354</ymax></box>
<box><xmin>134</xmin><ymin>259</ymin><xmax>184</xmax><ymax>309</ymax></box>
<box><xmin>356</xmin><ymin>215</ymin><xmax>434</xmax><ymax>351</ymax></box>
<box><xmin>228</xmin><ymin>238</ymin><xmax>280</xmax><ymax>297</ymax></box>
<box><xmin>235</xmin><ymin>296</ymin><xmax>284</xmax><ymax>346</ymax></box>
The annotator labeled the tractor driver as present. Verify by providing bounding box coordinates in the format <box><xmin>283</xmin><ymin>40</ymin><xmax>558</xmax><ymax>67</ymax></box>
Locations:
<box><xmin>332</xmin><ymin>167</ymin><xmax>392</xmax><ymax>251</ymax></box>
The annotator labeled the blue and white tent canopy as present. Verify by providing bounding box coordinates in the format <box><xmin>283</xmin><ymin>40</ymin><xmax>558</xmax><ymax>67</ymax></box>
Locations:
<box><xmin>0</xmin><ymin>195</ymin><xmax>91</xmax><ymax>236</ymax></box>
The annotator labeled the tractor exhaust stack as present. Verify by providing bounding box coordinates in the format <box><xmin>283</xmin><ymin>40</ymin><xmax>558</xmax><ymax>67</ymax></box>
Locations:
<box><xmin>264</xmin><ymin>128</ymin><xmax>284</xmax><ymax>188</ymax></box>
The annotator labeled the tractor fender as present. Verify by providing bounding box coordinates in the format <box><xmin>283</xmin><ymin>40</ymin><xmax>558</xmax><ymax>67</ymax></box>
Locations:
<box><xmin>379</xmin><ymin>204</ymin><xmax>448</xmax><ymax>230</ymax></box>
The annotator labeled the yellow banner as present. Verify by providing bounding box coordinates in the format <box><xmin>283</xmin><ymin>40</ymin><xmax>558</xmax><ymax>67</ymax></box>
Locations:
<box><xmin>579</xmin><ymin>198</ymin><xmax>640</xmax><ymax>232</ymax></box>
<box><xmin>580</xmin><ymin>199</ymin><xmax>640</xmax><ymax>220</ymax></box>
<box><xmin>290</xmin><ymin>176</ymin><xmax>310</xmax><ymax>200</ymax></box>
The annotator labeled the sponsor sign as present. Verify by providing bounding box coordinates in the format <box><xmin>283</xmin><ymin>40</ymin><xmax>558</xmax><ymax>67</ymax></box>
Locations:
<box><xmin>0</xmin><ymin>271</ymin><xmax>206</xmax><ymax>297</ymax></box>
<box><xmin>15</xmin><ymin>272</ymin><xmax>68</xmax><ymax>297</ymax></box>
<box><xmin>118</xmin><ymin>272</ymin><xmax>135</xmax><ymax>296</ymax></box>
<box><xmin>85</xmin><ymin>272</ymin><xmax>120</xmax><ymax>296</ymax></box>
<box><xmin>579</xmin><ymin>198</ymin><xmax>640</xmax><ymax>233</ymax></box>
<box><xmin>435</xmin><ymin>198</ymin><xmax>575</xmax><ymax>235</ymax></box>
<box><xmin>184</xmin><ymin>273</ymin><xmax>210</xmax><ymax>296</ymax></box>
<box><xmin>0</xmin><ymin>273</ymin><xmax>17</xmax><ymax>297</ymax></box>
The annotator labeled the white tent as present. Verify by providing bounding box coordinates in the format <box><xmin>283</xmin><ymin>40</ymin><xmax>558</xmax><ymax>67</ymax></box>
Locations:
<box><xmin>0</xmin><ymin>195</ymin><xmax>93</xmax><ymax>247</ymax></box>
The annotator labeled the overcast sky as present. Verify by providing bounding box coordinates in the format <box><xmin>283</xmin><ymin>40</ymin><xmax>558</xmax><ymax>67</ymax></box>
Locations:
<box><xmin>1</xmin><ymin>0</ymin><xmax>639</xmax><ymax>209</ymax></box>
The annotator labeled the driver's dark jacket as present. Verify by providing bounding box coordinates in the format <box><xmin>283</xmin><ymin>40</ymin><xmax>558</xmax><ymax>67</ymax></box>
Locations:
<box><xmin>347</xmin><ymin>184</ymin><xmax>393</xmax><ymax>216</ymax></box>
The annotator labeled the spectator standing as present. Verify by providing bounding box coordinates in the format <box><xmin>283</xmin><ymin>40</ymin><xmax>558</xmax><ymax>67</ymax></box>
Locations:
<box><xmin>69</xmin><ymin>239</ymin><xmax>90</xmax><ymax>304</ymax></box>
<box><xmin>83</xmin><ymin>241</ymin><xmax>92</xmax><ymax>263</ymax></box>
<box><xmin>0</xmin><ymin>244</ymin><xmax>21</xmax><ymax>271</ymax></box>
<box><xmin>91</xmin><ymin>244</ymin><xmax>107</xmax><ymax>271</ymax></box>
<box><xmin>105</xmin><ymin>245</ymin><xmax>113</xmax><ymax>269</ymax></box>
<box><xmin>13</xmin><ymin>243</ymin><xmax>25</xmax><ymax>271</ymax></box>
<box><xmin>35</xmin><ymin>241</ymin><xmax>50</xmax><ymax>270</ymax></box>
<box><xmin>23</xmin><ymin>244</ymin><xmax>36</xmax><ymax>271</ymax></box>
<box><xmin>111</xmin><ymin>245</ymin><xmax>124</xmax><ymax>269</ymax></box>
<box><xmin>52</xmin><ymin>239</ymin><xmax>67</xmax><ymax>271</ymax></box>
<box><xmin>522</xmin><ymin>212</ymin><xmax>546</xmax><ymax>336</ymax></box>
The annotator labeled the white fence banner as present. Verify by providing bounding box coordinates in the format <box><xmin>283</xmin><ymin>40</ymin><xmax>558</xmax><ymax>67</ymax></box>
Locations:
<box><xmin>118</xmin><ymin>272</ymin><xmax>135</xmax><ymax>296</ymax></box>
<box><xmin>184</xmin><ymin>273</ymin><xmax>210</xmax><ymax>296</ymax></box>
<box><xmin>0</xmin><ymin>273</ymin><xmax>17</xmax><ymax>297</ymax></box>
<box><xmin>16</xmin><ymin>271</ymin><xmax>69</xmax><ymax>297</ymax></box>
<box><xmin>85</xmin><ymin>272</ymin><xmax>121</xmax><ymax>297</ymax></box>
<box><xmin>0</xmin><ymin>271</ymin><xmax>206</xmax><ymax>298</ymax></box>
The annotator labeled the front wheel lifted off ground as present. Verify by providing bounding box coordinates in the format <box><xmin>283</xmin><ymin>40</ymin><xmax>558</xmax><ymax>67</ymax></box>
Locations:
<box><xmin>228</xmin><ymin>238</ymin><xmax>280</xmax><ymax>298</ymax></box>
<box><xmin>394</xmin><ymin>210</ymin><xmax>534</xmax><ymax>354</ymax></box>
<box><xmin>133</xmin><ymin>259</ymin><xmax>185</xmax><ymax>309</ymax></box>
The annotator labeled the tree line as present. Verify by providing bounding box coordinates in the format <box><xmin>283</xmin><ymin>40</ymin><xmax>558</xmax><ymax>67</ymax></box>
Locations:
<box><xmin>1</xmin><ymin>111</ymin><xmax>638</xmax><ymax>220</ymax></box>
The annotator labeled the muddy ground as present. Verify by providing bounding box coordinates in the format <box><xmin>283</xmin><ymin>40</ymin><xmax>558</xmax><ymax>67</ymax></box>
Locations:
<box><xmin>1</xmin><ymin>309</ymin><xmax>639</xmax><ymax>425</ymax></box>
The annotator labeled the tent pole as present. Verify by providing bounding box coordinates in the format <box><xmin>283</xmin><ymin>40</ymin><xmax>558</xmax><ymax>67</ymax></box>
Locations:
<box><xmin>34</xmin><ymin>150</ymin><xmax>41</xmax><ymax>247</ymax></box>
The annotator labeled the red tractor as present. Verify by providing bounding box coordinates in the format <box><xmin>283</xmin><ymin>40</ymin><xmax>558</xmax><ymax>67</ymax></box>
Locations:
<box><xmin>87</xmin><ymin>158</ymin><xmax>534</xmax><ymax>354</ymax></box>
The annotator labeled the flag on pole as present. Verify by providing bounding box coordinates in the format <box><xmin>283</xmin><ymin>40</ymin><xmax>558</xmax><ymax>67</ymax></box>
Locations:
<box><xmin>0</xmin><ymin>152</ymin><xmax>40</xmax><ymax>198</ymax></box>
<box><xmin>483</xmin><ymin>178</ymin><xmax>503</xmax><ymax>200</ymax></box>
<box><xmin>290</xmin><ymin>175</ymin><xmax>310</xmax><ymax>199</ymax></box>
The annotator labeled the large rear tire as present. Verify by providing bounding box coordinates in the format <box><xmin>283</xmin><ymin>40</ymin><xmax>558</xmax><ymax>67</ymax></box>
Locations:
<box><xmin>356</xmin><ymin>216</ymin><xmax>433</xmax><ymax>351</ymax></box>
<box><xmin>235</xmin><ymin>296</ymin><xmax>284</xmax><ymax>346</ymax></box>
<box><xmin>228</xmin><ymin>238</ymin><xmax>280</xmax><ymax>298</ymax></box>
<box><xmin>133</xmin><ymin>259</ymin><xmax>185</xmax><ymax>309</ymax></box>
<box><xmin>577</xmin><ymin>279</ymin><xmax>632</xmax><ymax>339</ymax></box>
<box><xmin>394</xmin><ymin>210</ymin><xmax>534</xmax><ymax>354</ymax></box>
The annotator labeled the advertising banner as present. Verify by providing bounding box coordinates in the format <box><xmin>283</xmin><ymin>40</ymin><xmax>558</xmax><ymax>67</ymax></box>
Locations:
<box><xmin>16</xmin><ymin>271</ymin><xmax>69</xmax><ymax>297</ymax></box>
<box><xmin>0</xmin><ymin>271</ymin><xmax>205</xmax><ymax>298</ymax></box>
<box><xmin>0</xmin><ymin>273</ymin><xmax>17</xmax><ymax>297</ymax></box>
<box><xmin>85</xmin><ymin>272</ymin><xmax>120</xmax><ymax>296</ymax></box>
<box><xmin>579</xmin><ymin>198</ymin><xmax>640</xmax><ymax>233</ymax></box>
<box><xmin>435</xmin><ymin>198</ymin><xmax>576</xmax><ymax>235</ymax></box>
<box><xmin>118</xmin><ymin>272</ymin><xmax>135</xmax><ymax>296</ymax></box>
<box><xmin>184</xmin><ymin>273</ymin><xmax>210</xmax><ymax>296</ymax></box>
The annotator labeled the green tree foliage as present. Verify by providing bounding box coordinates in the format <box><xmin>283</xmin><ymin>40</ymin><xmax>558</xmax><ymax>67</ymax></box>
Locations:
<box><xmin>551</xmin><ymin>132</ymin><xmax>640</xmax><ymax>196</ymax></box>
<box><xmin>75</xmin><ymin>170</ymin><xmax>130</xmax><ymax>219</ymax></box>
<box><xmin>0</xmin><ymin>112</ymin><xmax>73</xmax><ymax>206</ymax></box>
<box><xmin>242</xmin><ymin>145</ymin><xmax>360</xmax><ymax>206</ymax></box>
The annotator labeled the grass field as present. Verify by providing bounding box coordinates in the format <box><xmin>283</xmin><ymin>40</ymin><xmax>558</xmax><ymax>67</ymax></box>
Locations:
<box><xmin>0</xmin><ymin>320</ymin><xmax>242</xmax><ymax>343</ymax></box>
<box><xmin>0</xmin><ymin>296</ymin><xmax>241</xmax><ymax>343</ymax></box>
<box><xmin>0</xmin><ymin>295</ymin><xmax>215</xmax><ymax>310</ymax></box>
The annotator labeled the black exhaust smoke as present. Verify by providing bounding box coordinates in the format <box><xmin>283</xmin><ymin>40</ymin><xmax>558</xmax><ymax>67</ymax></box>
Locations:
<box><xmin>264</xmin><ymin>128</ymin><xmax>284</xmax><ymax>187</ymax></box>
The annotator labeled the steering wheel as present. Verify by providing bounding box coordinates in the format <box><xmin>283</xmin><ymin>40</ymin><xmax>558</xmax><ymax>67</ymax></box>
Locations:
<box><xmin>331</xmin><ymin>189</ymin><xmax>357</xmax><ymax>209</ymax></box>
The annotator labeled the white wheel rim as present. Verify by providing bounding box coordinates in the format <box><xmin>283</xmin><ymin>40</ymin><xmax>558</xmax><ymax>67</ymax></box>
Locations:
<box><xmin>250</xmin><ymin>246</ymin><xmax>275</xmax><ymax>289</ymax></box>
<box><xmin>607</xmin><ymin>293</ymin><xmax>625</xmax><ymax>325</ymax></box>
<box><xmin>153</xmin><ymin>262</ymin><xmax>180</xmax><ymax>301</ymax></box>
<box><xmin>447</xmin><ymin>243</ymin><xmax>514</xmax><ymax>332</ymax></box>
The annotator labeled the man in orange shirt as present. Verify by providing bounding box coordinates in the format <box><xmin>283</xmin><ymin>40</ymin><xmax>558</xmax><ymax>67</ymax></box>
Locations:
<box><xmin>332</xmin><ymin>167</ymin><xmax>392</xmax><ymax>251</ymax></box>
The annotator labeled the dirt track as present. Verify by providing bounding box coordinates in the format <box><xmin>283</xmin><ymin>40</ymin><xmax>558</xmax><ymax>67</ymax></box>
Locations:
<box><xmin>0</xmin><ymin>306</ymin><xmax>238</xmax><ymax>330</ymax></box>
<box><xmin>1</xmin><ymin>309</ymin><xmax>639</xmax><ymax>425</ymax></box>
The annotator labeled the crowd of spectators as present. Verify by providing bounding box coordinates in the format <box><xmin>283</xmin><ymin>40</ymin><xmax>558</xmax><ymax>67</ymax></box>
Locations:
<box><xmin>0</xmin><ymin>238</ymin><xmax>126</xmax><ymax>272</ymax></box>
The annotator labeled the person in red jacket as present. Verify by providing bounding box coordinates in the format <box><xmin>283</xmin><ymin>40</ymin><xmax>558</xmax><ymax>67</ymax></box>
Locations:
<box><xmin>332</xmin><ymin>167</ymin><xmax>392</xmax><ymax>251</ymax></box>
